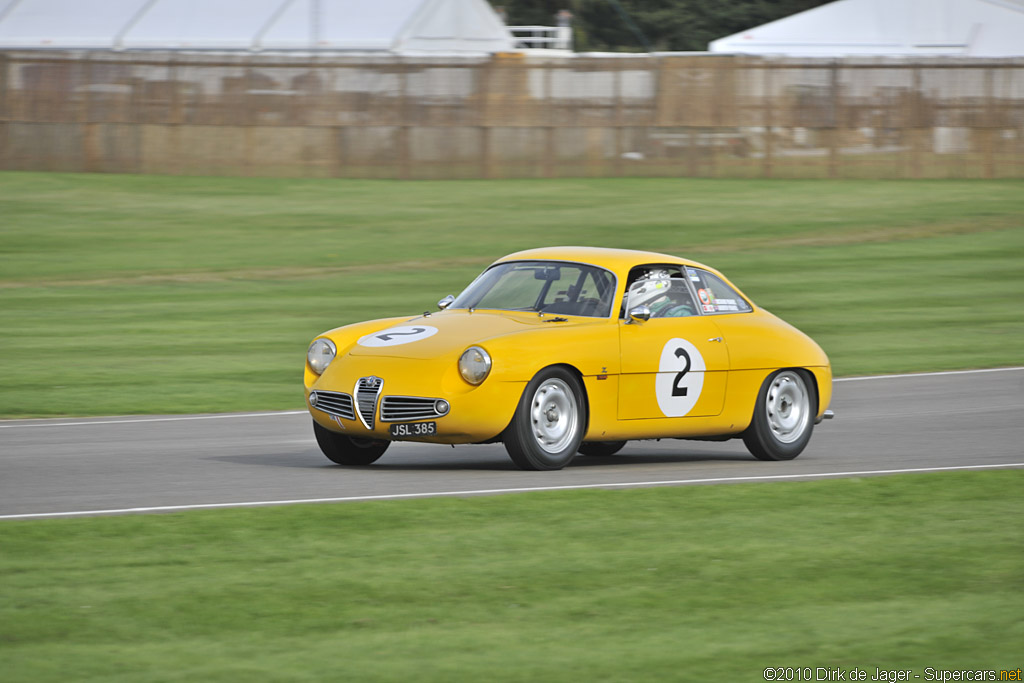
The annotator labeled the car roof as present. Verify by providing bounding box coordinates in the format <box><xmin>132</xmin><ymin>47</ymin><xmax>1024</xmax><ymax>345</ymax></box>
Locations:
<box><xmin>495</xmin><ymin>246</ymin><xmax>710</xmax><ymax>276</ymax></box>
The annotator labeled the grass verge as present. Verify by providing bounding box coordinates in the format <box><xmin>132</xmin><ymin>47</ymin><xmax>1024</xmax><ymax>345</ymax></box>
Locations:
<box><xmin>2</xmin><ymin>470</ymin><xmax>1021</xmax><ymax>682</ymax></box>
<box><xmin>1</xmin><ymin>173</ymin><xmax>1022</xmax><ymax>417</ymax></box>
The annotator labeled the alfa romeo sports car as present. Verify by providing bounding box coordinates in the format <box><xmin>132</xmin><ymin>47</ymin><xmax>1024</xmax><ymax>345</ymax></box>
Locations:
<box><xmin>304</xmin><ymin>247</ymin><xmax>833</xmax><ymax>471</ymax></box>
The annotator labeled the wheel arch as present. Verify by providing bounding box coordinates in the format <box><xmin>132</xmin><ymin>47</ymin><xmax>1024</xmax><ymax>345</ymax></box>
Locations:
<box><xmin>798</xmin><ymin>368</ymin><xmax>823</xmax><ymax>417</ymax></box>
<box><xmin>733</xmin><ymin>366</ymin><xmax>820</xmax><ymax>433</ymax></box>
<box><xmin>791</xmin><ymin>366</ymin><xmax>820</xmax><ymax>416</ymax></box>
<box><xmin>741</xmin><ymin>366</ymin><xmax>818</xmax><ymax>461</ymax></box>
<box><xmin>549</xmin><ymin>362</ymin><xmax>591</xmax><ymax>435</ymax></box>
<box><xmin>505</xmin><ymin>362</ymin><xmax>591</xmax><ymax>438</ymax></box>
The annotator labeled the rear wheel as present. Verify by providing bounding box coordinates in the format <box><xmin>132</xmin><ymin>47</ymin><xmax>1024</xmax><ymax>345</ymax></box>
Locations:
<box><xmin>742</xmin><ymin>369</ymin><xmax>816</xmax><ymax>461</ymax></box>
<box><xmin>503</xmin><ymin>367</ymin><xmax>587</xmax><ymax>471</ymax></box>
<box><xmin>578</xmin><ymin>441</ymin><xmax>627</xmax><ymax>457</ymax></box>
<box><xmin>313</xmin><ymin>421</ymin><xmax>389</xmax><ymax>466</ymax></box>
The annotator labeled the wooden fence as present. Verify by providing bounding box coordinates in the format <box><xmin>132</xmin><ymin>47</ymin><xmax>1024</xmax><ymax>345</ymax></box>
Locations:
<box><xmin>2</xmin><ymin>50</ymin><xmax>1022</xmax><ymax>179</ymax></box>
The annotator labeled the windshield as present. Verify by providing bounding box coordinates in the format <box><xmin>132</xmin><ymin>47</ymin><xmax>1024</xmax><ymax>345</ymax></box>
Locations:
<box><xmin>451</xmin><ymin>261</ymin><xmax>617</xmax><ymax>318</ymax></box>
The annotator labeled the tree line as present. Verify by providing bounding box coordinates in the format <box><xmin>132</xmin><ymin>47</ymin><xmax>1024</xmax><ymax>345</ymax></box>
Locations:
<box><xmin>491</xmin><ymin>0</ymin><xmax>833</xmax><ymax>52</ymax></box>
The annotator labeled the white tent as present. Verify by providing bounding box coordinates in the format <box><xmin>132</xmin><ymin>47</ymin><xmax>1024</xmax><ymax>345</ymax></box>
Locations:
<box><xmin>709</xmin><ymin>0</ymin><xmax>1024</xmax><ymax>57</ymax></box>
<box><xmin>0</xmin><ymin>0</ymin><xmax>516</xmax><ymax>54</ymax></box>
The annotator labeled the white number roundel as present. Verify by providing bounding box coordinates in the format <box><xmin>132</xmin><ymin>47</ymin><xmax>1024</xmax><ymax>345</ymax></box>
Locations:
<box><xmin>358</xmin><ymin>325</ymin><xmax>438</xmax><ymax>347</ymax></box>
<box><xmin>655</xmin><ymin>338</ymin><xmax>705</xmax><ymax>417</ymax></box>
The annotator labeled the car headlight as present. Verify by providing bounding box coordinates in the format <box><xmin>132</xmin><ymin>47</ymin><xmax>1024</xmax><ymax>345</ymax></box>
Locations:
<box><xmin>458</xmin><ymin>346</ymin><xmax>491</xmax><ymax>385</ymax></box>
<box><xmin>307</xmin><ymin>338</ymin><xmax>337</xmax><ymax>375</ymax></box>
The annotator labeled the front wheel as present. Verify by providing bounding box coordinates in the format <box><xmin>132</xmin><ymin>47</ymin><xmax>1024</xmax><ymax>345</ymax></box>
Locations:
<box><xmin>503</xmin><ymin>367</ymin><xmax>587</xmax><ymax>471</ymax></box>
<box><xmin>313</xmin><ymin>421</ymin><xmax>389</xmax><ymax>466</ymax></box>
<box><xmin>742</xmin><ymin>369</ymin><xmax>816</xmax><ymax>461</ymax></box>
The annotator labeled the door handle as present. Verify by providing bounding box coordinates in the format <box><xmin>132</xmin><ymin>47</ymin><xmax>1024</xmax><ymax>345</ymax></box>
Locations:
<box><xmin>708</xmin><ymin>337</ymin><xmax>723</xmax><ymax>343</ymax></box>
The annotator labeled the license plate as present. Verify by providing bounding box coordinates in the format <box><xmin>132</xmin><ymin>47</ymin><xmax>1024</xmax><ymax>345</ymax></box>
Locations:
<box><xmin>389</xmin><ymin>421</ymin><xmax>437</xmax><ymax>439</ymax></box>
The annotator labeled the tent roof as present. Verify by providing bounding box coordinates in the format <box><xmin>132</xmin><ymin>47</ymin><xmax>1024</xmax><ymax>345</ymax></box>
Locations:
<box><xmin>709</xmin><ymin>0</ymin><xmax>1024</xmax><ymax>57</ymax></box>
<box><xmin>0</xmin><ymin>0</ymin><xmax>515</xmax><ymax>53</ymax></box>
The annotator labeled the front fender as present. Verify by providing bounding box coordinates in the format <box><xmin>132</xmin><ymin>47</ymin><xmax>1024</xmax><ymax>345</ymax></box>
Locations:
<box><xmin>483</xmin><ymin>322</ymin><xmax>620</xmax><ymax>382</ymax></box>
<box><xmin>304</xmin><ymin>315</ymin><xmax>413</xmax><ymax>389</ymax></box>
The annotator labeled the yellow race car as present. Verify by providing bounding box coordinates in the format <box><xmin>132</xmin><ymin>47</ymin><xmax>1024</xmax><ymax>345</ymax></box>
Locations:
<box><xmin>304</xmin><ymin>247</ymin><xmax>833</xmax><ymax>470</ymax></box>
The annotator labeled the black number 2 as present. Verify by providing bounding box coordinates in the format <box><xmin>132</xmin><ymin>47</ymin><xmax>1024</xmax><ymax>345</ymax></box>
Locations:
<box><xmin>377</xmin><ymin>327</ymin><xmax>426</xmax><ymax>341</ymax></box>
<box><xmin>672</xmin><ymin>347</ymin><xmax>691</xmax><ymax>397</ymax></box>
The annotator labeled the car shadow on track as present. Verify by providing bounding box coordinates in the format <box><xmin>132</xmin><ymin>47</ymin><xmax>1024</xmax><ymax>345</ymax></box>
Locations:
<box><xmin>206</xmin><ymin>444</ymin><xmax>754</xmax><ymax>471</ymax></box>
<box><xmin>570</xmin><ymin>451</ymin><xmax>753</xmax><ymax>467</ymax></box>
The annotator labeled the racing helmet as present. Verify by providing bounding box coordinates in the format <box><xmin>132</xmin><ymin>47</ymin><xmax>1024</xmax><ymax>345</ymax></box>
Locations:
<box><xmin>627</xmin><ymin>270</ymin><xmax>674</xmax><ymax>310</ymax></box>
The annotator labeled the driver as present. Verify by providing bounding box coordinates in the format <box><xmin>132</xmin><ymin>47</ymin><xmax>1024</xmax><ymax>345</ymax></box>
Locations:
<box><xmin>627</xmin><ymin>270</ymin><xmax>696</xmax><ymax>318</ymax></box>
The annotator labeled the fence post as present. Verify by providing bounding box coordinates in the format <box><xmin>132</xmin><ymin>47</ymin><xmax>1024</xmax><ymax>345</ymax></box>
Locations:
<box><xmin>984</xmin><ymin>66</ymin><xmax>995</xmax><ymax>179</ymax></box>
<box><xmin>242</xmin><ymin>64</ymin><xmax>254</xmax><ymax>176</ymax></box>
<box><xmin>762</xmin><ymin>63</ymin><xmax>774</xmax><ymax>178</ymax></box>
<box><xmin>166</xmin><ymin>55</ymin><xmax>180</xmax><ymax>175</ymax></box>
<box><xmin>327</xmin><ymin>62</ymin><xmax>347</xmax><ymax>178</ymax></box>
<box><xmin>0</xmin><ymin>53</ymin><xmax>8</xmax><ymax>169</ymax></box>
<box><xmin>543</xmin><ymin>61</ymin><xmax>554</xmax><ymax>178</ymax></box>
<box><xmin>910</xmin><ymin>66</ymin><xmax>923</xmax><ymax>179</ymax></box>
<box><xmin>613</xmin><ymin>60</ymin><xmax>623</xmax><ymax>177</ymax></box>
<box><xmin>828</xmin><ymin>60</ymin><xmax>840</xmax><ymax>179</ymax></box>
<box><xmin>399</xmin><ymin>61</ymin><xmax>411</xmax><ymax>179</ymax></box>
<box><xmin>82</xmin><ymin>56</ymin><xmax>98</xmax><ymax>173</ymax></box>
<box><xmin>653</xmin><ymin>56</ymin><xmax>669</xmax><ymax>126</ymax></box>
<box><xmin>478</xmin><ymin>58</ymin><xmax>491</xmax><ymax>179</ymax></box>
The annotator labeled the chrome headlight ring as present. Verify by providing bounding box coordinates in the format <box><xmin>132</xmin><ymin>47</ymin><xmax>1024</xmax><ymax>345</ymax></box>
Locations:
<box><xmin>458</xmin><ymin>346</ymin><xmax>491</xmax><ymax>385</ymax></box>
<box><xmin>307</xmin><ymin>338</ymin><xmax>337</xmax><ymax>375</ymax></box>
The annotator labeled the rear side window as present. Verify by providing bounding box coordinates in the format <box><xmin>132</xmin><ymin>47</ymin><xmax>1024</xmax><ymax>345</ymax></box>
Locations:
<box><xmin>685</xmin><ymin>268</ymin><xmax>752</xmax><ymax>314</ymax></box>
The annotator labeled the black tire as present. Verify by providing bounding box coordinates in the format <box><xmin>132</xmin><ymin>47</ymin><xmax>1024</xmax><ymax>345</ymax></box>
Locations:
<box><xmin>578</xmin><ymin>441</ymin><xmax>627</xmax><ymax>457</ymax></box>
<box><xmin>742</xmin><ymin>369</ymin><xmax>816</xmax><ymax>461</ymax></box>
<box><xmin>313</xmin><ymin>421</ymin><xmax>389</xmax><ymax>466</ymax></box>
<box><xmin>503</xmin><ymin>367</ymin><xmax>588</xmax><ymax>471</ymax></box>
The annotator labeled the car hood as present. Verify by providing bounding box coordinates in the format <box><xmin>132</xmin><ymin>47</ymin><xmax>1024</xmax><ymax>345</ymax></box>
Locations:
<box><xmin>345</xmin><ymin>310</ymin><xmax>602</xmax><ymax>360</ymax></box>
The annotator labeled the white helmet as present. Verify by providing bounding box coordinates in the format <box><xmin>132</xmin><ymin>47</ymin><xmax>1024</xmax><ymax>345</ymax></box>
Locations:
<box><xmin>627</xmin><ymin>270</ymin><xmax>673</xmax><ymax>309</ymax></box>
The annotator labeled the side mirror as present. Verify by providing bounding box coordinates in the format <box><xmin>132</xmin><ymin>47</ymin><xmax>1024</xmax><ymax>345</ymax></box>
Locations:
<box><xmin>627</xmin><ymin>305</ymin><xmax>651</xmax><ymax>324</ymax></box>
<box><xmin>437</xmin><ymin>295</ymin><xmax>455</xmax><ymax>310</ymax></box>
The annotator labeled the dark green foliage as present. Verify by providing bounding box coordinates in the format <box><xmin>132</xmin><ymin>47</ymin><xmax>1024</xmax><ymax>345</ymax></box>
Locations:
<box><xmin>494</xmin><ymin>0</ymin><xmax>834</xmax><ymax>52</ymax></box>
<box><xmin>493</xmin><ymin>0</ymin><xmax>565</xmax><ymax>25</ymax></box>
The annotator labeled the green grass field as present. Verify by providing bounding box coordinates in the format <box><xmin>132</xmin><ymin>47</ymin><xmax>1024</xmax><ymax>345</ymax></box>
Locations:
<box><xmin>2</xmin><ymin>471</ymin><xmax>1021</xmax><ymax>682</ymax></box>
<box><xmin>2</xmin><ymin>173</ymin><xmax>1022</xmax><ymax>680</ymax></box>
<box><xmin>1</xmin><ymin>172</ymin><xmax>1022</xmax><ymax>417</ymax></box>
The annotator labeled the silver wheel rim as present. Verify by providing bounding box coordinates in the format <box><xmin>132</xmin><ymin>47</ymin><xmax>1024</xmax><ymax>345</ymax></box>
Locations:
<box><xmin>765</xmin><ymin>371</ymin><xmax>810</xmax><ymax>444</ymax></box>
<box><xmin>530</xmin><ymin>378</ymin><xmax>579</xmax><ymax>454</ymax></box>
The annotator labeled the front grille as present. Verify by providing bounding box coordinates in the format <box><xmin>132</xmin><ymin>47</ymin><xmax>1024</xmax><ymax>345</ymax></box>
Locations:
<box><xmin>309</xmin><ymin>391</ymin><xmax>355</xmax><ymax>421</ymax></box>
<box><xmin>381</xmin><ymin>396</ymin><xmax>448</xmax><ymax>422</ymax></box>
<box><xmin>355</xmin><ymin>376</ymin><xmax>384</xmax><ymax>429</ymax></box>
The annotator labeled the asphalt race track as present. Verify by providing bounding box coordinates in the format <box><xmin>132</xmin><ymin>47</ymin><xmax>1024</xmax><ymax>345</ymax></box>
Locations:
<box><xmin>2</xmin><ymin>368</ymin><xmax>1022</xmax><ymax>519</ymax></box>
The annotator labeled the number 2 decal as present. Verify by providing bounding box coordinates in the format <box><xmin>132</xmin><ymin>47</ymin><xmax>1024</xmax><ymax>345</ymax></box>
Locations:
<box><xmin>376</xmin><ymin>327</ymin><xmax>426</xmax><ymax>341</ymax></box>
<box><xmin>656</xmin><ymin>339</ymin><xmax>705</xmax><ymax>417</ymax></box>
<box><xmin>672</xmin><ymin>347</ymin><xmax>691</xmax><ymax>397</ymax></box>
<box><xmin>358</xmin><ymin>325</ymin><xmax>438</xmax><ymax>347</ymax></box>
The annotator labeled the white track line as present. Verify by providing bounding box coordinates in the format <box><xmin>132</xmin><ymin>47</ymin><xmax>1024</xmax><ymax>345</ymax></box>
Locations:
<box><xmin>835</xmin><ymin>366</ymin><xmax>1024</xmax><ymax>382</ymax></box>
<box><xmin>0</xmin><ymin>411</ymin><xmax>307</xmax><ymax>429</ymax></box>
<box><xmin>1</xmin><ymin>367</ymin><xmax>1021</xmax><ymax>430</ymax></box>
<box><xmin>2</xmin><ymin>462</ymin><xmax>1021</xmax><ymax>520</ymax></box>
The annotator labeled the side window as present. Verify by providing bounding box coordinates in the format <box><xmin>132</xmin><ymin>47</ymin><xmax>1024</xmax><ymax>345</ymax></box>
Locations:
<box><xmin>685</xmin><ymin>268</ymin><xmax>753</xmax><ymax>314</ymax></box>
<box><xmin>625</xmin><ymin>277</ymin><xmax>697</xmax><ymax>318</ymax></box>
<box><xmin>622</xmin><ymin>265</ymin><xmax>697</xmax><ymax>318</ymax></box>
